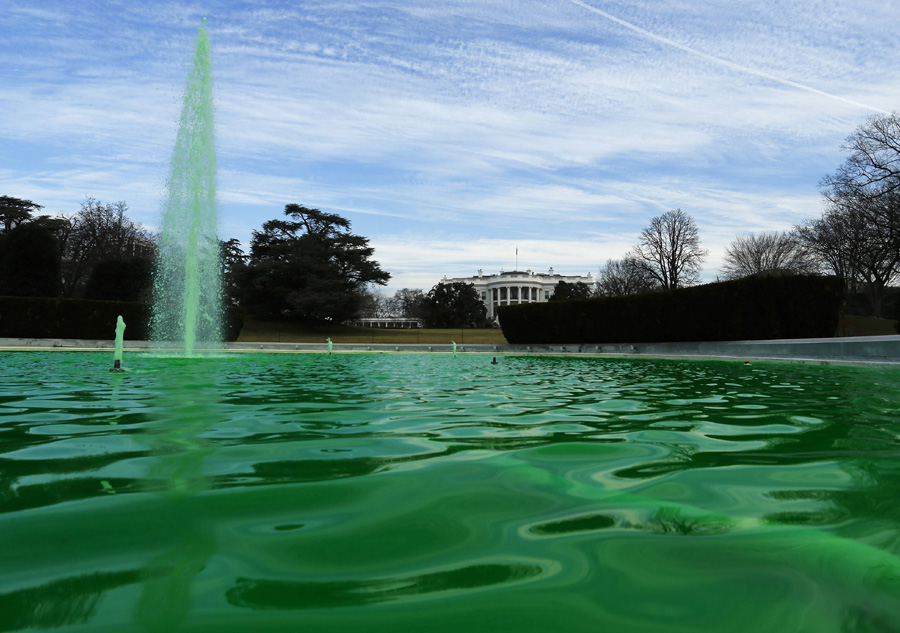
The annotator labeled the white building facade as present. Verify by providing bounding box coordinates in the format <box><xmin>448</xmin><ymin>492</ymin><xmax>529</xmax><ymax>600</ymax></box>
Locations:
<box><xmin>441</xmin><ymin>268</ymin><xmax>595</xmax><ymax>322</ymax></box>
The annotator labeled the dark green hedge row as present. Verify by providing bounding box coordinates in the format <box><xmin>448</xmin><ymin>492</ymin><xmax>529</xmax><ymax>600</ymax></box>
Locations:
<box><xmin>498</xmin><ymin>275</ymin><xmax>844</xmax><ymax>344</ymax></box>
<box><xmin>0</xmin><ymin>296</ymin><xmax>244</xmax><ymax>341</ymax></box>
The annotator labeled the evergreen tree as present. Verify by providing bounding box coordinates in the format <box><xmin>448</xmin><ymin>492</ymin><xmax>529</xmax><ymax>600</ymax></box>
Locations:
<box><xmin>422</xmin><ymin>282</ymin><xmax>487</xmax><ymax>328</ymax></box>
<box><xmin>242</xmin><ymin>204</ymin><xmax>390</xmax><ymax>323</ymax></box>
<box><xmin>548</xmin><ymin>280</ymin><xmax>594</xmax><ymax>301</ymax></box>
<box><xmin>0</xmin><ymin>196</ymin><xmax>43</xmax><ymax>234</ymax></box>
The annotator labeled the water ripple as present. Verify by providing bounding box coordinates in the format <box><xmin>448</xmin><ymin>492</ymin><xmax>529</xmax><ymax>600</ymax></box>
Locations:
<box><xmin>2</xmin><ymin>352</ymin><xmax>900</xmax><ymax>631</ymax></box>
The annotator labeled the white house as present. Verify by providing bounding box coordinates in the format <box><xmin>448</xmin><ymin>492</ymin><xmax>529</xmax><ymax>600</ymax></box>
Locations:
<box><xmin>441</xmin><ymin>268</ymin><xmax>595</xmax><ymax>322</ymax></box>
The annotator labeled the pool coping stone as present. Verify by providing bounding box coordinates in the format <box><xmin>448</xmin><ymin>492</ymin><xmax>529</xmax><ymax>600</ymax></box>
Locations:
<box><xmin>1</xmin><ymin>335</ymin><xmax>898</xmax><ymax>365</ymax></box>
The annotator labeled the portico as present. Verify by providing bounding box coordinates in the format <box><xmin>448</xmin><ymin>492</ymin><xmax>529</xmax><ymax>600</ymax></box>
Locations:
<box><xmin>440</xmin><ymin>268</ymin><xmax>595</xmax><ymax>322</ymax></box>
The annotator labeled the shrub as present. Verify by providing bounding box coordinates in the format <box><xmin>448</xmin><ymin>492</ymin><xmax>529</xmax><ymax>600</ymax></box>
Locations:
<box><xmin>498</xmin><ymin>275</ymin><xmax>843</xmax><ymax>344</ymax></box>
<box><xmin>84</xmin><ymin>258</ymin><xmax>152</xmax><ymax>302</ymax></box>
<box><xmin>0</xmin><ymin>296</ymin><xmax>150</xmax><ymax>339</ymax></box>
<box><xmin>0</xmin><ymin>297</ymin><xmax>244</xmax><ymax>342</ymax></box>
<box><xmin>0</xmin><ymin>223</ymin><xmax>60</xmax><ymax>297</ymax></box>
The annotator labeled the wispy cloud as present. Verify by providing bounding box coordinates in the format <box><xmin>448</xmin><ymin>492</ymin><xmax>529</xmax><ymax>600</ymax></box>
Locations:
<box><xmin>562</xmin><ymin>0</ymin><xmax>890</xmax><ymax>113</ymax></box>
<box><xmin>1</xmin><ymin>0</ymin><xmax>897</xmax><ymax>292</ymax></box>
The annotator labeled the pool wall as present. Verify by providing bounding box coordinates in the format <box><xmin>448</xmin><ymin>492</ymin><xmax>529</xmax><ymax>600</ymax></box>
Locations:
<box><xmin>1</xmin><ymin>335</ymin><xmax>898</xmax><ymax>364</ymax></box>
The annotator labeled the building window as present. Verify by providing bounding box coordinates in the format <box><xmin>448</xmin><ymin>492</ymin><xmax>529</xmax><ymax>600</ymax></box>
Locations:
<box><xmin>544</xmin><ymin>290</ymin><xmax>550</xmax><ymax>300</ymax></box>
<box><xmin>500</xmin><ymin>288</ymin><xmax>507</xmax><ymax>300</ymax></box>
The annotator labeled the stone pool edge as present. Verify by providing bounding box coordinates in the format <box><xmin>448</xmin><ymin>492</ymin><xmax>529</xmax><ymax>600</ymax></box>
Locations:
<box><xmin>1</xmin><ymin>335</ymin><xmax>898</xmax><ymax>366</ymax></box>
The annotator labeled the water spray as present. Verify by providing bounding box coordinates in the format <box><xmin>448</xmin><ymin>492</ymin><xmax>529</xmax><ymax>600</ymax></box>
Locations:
<box><xmin>150</xmin><ymin>19</ymin><xmax>222</xmax><ymax>354</ymax></box>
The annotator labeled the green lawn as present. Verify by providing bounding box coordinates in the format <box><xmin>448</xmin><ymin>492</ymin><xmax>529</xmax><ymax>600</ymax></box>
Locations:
<box><xmin>236</xmin><ymin>314</ymin><xmax>896</xmax><ymax>345</ymax></box>
<box><xmin>237</xmin><ymin>317</ymin><xmax>508</xmax><ymax>344</ymax></box>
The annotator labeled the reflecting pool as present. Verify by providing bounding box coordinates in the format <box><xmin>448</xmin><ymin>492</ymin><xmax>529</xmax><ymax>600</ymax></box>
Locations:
<box><xmin>1</xmin><ymin>352</ymin><xmax>899</xmax><ymax>632</ymax></box>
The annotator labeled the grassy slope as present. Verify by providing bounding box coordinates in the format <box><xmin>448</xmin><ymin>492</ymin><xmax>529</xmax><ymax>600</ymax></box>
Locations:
<box><xmin>837</xmin><ymin>314</ymin><xmax>899</xmax><ymax>337</ymax></box>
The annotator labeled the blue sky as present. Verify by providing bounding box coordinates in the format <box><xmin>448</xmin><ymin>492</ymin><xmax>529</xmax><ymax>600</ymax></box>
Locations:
<box><xmin>1</xmin><ymin>1</ymin><xmax>897</xmax><ymax>293</ymax></box>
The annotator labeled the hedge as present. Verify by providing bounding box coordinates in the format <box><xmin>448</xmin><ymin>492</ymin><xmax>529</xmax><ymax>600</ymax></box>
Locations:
<box><xmin>498</xmin><ymin>275</ymin><xmax>844</xmax><ymax>344</ymax></box>
<box><xmin>0</xmin><ymin>296</ymin><xmax>243</xmax><ymax>342</ymax></box>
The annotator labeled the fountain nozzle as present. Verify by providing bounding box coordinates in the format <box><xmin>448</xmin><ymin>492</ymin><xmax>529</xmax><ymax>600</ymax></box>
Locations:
<box><xmin>110</xmin><ymin>315</ymin><xmax>126</xmax><ymax>372</ymax></box>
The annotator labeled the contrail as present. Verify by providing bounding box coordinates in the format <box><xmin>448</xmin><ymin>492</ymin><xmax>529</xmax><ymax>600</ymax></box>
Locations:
<box><xmin>564</xmin><ymin>0</ymin><xmax>890</xmax><ymax>115</ymax></box>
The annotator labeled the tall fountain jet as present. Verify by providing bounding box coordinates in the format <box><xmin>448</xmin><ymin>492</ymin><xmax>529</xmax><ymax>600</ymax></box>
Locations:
<box><xmin>151</xmin><ymin>19</ymin><xmax>222</xmax><ymax>355</ymax></box>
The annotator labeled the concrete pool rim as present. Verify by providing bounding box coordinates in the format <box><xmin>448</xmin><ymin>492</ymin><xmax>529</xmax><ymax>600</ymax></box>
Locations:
<box><xmin>2</xmin><ymin>335</ymin><xmax>898</xmax><ymax>366</ymax></box>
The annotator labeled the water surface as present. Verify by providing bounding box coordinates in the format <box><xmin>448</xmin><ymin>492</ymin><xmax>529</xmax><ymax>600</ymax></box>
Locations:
<box><xmin>1</xmin><ymin>352</ymin><xmax>899</xmax><ymax>632</ymax></box>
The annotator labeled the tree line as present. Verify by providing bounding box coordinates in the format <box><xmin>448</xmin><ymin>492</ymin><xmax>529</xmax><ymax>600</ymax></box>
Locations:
<box><xmin>224</xmin><ymin>204</ymin><xmax>489</xmax><ymax>328</ymax></box>
<box><xmin>374</xmin><ymin>114</ymin><xmax>900</xmax><ymax>323</ymax></box>
<box><xmin>0</xmin><ymin>196</ymin><xmax>488</xmax><ymax>329</ymax></box>
<box><xmin>3</xmin><ymin>113</ymin><xmax>898</xmax><ymax>328</ymax></box>
<box><xmin>593</xmin><ymin>113</ymin><xmax>900</xmax><ymax>320</ymax></box>
<box><xmin>0</xmin><ymin>196</ymin><xmax>152</xmax><ymax>301</ymax></box>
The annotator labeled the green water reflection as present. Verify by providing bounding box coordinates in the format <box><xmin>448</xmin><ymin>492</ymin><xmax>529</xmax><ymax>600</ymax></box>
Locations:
<box><xmin>1</xmin><ymin>352</ymin><xmax>899</xmax><ymax>632</ymax></box>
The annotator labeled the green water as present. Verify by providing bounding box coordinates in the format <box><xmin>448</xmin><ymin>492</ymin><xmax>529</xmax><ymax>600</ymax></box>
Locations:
<box><xmin>1</xmin><ymin>353</ymin><xmax>899</xmax><ymax>632</ymax></box>
<box><xmin>150</xmin><ymin>20</ymin><xmax>222</xmax><ymax>354</ymax></box>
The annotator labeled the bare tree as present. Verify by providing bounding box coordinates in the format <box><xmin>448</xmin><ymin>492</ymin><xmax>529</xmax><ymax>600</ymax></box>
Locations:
<box><xmin>850</xmin><ymin>193</ymin><xmax>900</xmax><ymax>318</ymax></box>
<box><xmin>720</xmin><ymin>231</ymin><xmax>816</xmax><ymax>280</ymax></box>
<box><xmin>796</xmin><ymin>191</ymin><xmax>900</xmax><ymax>317</ymax></box>
<box><xmin>597</xmin><ymin>257</ymin><xmax>658</xmax><ymax>296</ymax></box>
<box><xmin>386</xmin><ymin>288</ymin><xmax>427</xmax><ymax>319</ymax></box>
<box><xmin>794</xmin><ymin>210</ymin><xmax>858</xmax><ymax>287</ymax></box>
<box><xmin>806</xmin><ymin>114</ymin><xmax>900</xmax><ymax>317</ymax></box>
<box><xmin>355</xmin><ymin>286</ymin><xmax>391</xmax><ymax>318</ymax></box>
<box><xmin>822</xmin><ymin>113</ymin><xmax>900</xmax><ymax>197</ymax></box>
<box><xmin>630</xmin><ymin>209</ymin><xmax>707</xmax><ymax>289</ymax></box>
<box><xmin>58</xmin><ymin>198</ymin><xmax>151</xmax><ymax>297</ymax></box>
